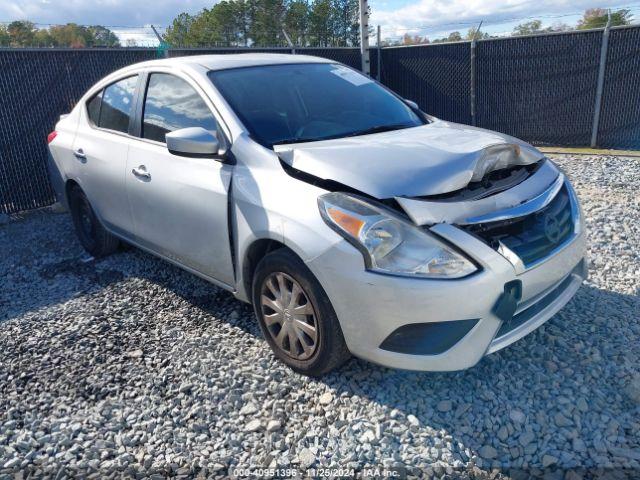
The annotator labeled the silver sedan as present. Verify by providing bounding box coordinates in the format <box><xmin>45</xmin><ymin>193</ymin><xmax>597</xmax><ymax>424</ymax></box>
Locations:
<box><xmin>47</xmin><ymin>54</ymin><xmax>586</xmax><ymax>376</ymax></box>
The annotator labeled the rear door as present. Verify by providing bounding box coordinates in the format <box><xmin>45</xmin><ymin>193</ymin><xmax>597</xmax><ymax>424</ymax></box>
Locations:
<box><xmin>125</xmin><ymin>70</ymin><xmax>235</xmax><ymax>286</ymax></box>
<box><xmin>72</xmin><ymin>75</ymin><xmax>139</xmax><ymax>237</ymax></box>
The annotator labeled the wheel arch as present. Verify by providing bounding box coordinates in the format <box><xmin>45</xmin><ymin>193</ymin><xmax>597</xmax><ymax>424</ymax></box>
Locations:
<box><xmin>240</xmin><ymin>238</ymin><xmax>310</xmax><ymax>304</ymax></box>
<box><xmin>64</xmin><ymin>178</ymin><xmax>82</xmax><ymax>205</ymax></box>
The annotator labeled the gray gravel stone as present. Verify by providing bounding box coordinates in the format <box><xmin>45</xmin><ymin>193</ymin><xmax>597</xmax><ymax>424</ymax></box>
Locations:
<box><xmin>318</xmin><ymin>392</ymin><xmax>333</xmax><ymax>405</ymax></box>
<box><xmin>519</xmin><ymin>431</ymin><xmax>535</xmax><ymax>447</ymax></box>
<box><xmin>266</xmin><ymin>420</ymin><xmax>282</xmax><ymax>432</ymax></box>
<box><xmin>509</xmin><ymin>409</ymin><xmax>526</xmax><ymax>424</ymax></box>
<box><xmin>406</xmin><ymin>415</ymin><xmax>420</xmax><ymax>427</ymax></box>
<box><xmin>478</xmin><ymin>445</ymin><xmax>498</xmax><ymax>459</ymax></box>
<box><xmin>298</xmin><ymin>448</ymin><xmax>315</xmax><ymax>468</ymax></box>
<box><xmin>0</xmin><ymin>155</ymin><xmax>639</xmax><ymax>476</ymax></box>
<box><xmin>244</xmin><ymin>420</ymin><xmax>262</xmax><ymax>432</ymax></box>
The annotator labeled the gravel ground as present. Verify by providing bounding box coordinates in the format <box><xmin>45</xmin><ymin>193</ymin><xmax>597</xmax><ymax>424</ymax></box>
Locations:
<box><xmin>0</xmin><ymin>155</ymin><xmax>639</xmax><ymax>479</ymax></box>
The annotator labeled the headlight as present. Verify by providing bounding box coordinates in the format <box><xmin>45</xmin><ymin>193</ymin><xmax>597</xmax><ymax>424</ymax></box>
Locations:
<box><xmin>318</xmin><ymin>192</ymin><xmax>477</xmax><ymax>279</ymax></box>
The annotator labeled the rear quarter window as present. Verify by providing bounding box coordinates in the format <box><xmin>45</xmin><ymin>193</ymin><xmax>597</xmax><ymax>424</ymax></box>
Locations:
<box><xmin>86</xmin><ymin>91</ymin><xmax>102</xmax><ymax>125</ymax></box>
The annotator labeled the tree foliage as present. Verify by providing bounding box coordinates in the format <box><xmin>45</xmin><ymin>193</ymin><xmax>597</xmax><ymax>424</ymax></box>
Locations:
<box><xmin>163</xmin><ymin>0</ymin><xmax>360</xmax><ymax>47</ymax></box>
<box><xmin>512</xmin><ymin>20</ymin><xmax>543</xmax><ymax>36</ymax></box>
<box><xmin>577</xmin><ymin>8</ymin><xmax>633</xmax><ymax>29</ymax></box>
<box><xmin>0</xmin><ymin>21</ymin><xmax>120</xmax><ymax>47</ymax></box>
<box><xmin>512</xmin><ymin>19</ymin><xmax>569</xmax><ymax>36</ymax></box>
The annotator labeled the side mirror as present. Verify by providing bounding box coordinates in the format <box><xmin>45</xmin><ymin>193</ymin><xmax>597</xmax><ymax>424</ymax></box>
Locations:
<box><xmin>166</xmin><ymin>127</ymin><xmax>221</xmax><ymax>158</ymax></box>
<box><xmin>404</xmin><ymin>99</ymin><xmax>420</xmax><ymax>110</ymax></box>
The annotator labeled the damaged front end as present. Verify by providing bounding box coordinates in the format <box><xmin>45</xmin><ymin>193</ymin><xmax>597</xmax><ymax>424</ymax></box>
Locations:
<box><xmin>395</xmin><ymin>155</ymin><xmax>581</xmax><ymax>273</ymax></box>
<box><xmin>275</xmin><ymin>122</ymin><xmax>581</xmax><ymax>274</ymax></box>
<box><xmin>288</xmin><ymin>131</ymin><xmax>586</xmax><ymax>368</ymax></box>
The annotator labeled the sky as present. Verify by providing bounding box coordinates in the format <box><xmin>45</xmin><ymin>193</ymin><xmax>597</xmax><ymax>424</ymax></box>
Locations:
<box><xmin>1</xmin><ymin>0</ymin><xmax>639</xmax><ymax>45</ymax></box>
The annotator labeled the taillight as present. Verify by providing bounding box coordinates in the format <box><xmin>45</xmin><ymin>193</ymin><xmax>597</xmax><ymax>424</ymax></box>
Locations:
<box><xmin>47</xmin><ymin>131</ymin><xmax>58</xmax><ymax>144</ymax></box>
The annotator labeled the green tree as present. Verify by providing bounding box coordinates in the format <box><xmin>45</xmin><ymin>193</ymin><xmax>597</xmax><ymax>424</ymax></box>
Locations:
<box><xmin>48</xmin><ymin>23</ymin><xmax>92</xmax><ymax>47</ymax></box>
<box><xmin>284</xmin><ymin>0</ymin><xmax>309</xmax><ymax>45</ymax></box>
<box><xmin>309</xmin><ymin>0</ymin><xmax>332</xmax><ymax>46</ymax></box>
<box><xmin>252</xmin><ymin>0</ymin><xmax>286</xmax><ymax>46</ymax></box>
<box><xmin>465</xmin><ymin>27</ymin><xmax>489</xmax><ymax>40</ymax></box>
<box><xmin>164</xmin><ymin>13</ymin><xmax>196</xmax><ymax>47</ymax></box>
<box><xmin>432</xmin><ymin>31</ymin><xmax>462</xmax><ymax>43</ymax></box>
<box><xmin>87</xmin><ymin>26</ymin><xmax>120</xmax><ymax>47</ymax></box>
<box><xmin>331</xmin><ymin>0</ymin><xmax>359</xmax><ymax>46</ymax></box>
<box><xmin>164</xmin><ymin>0</ymin><xmax>362</xmax><ymax>48</ymax></box>
<box><xmin>7</xmin><ymin>20</ymin><xmax>37</xmax><ymax>46</ymax></box>
<box><xmin>577</xmin><ymin>8</ymin><xmax>632</xmax><ymax>29</ymax></box>
<box><xmin>401</xmin><ymin>33</ymin><xmax>427</xmax><ymax>45</ymax></box>
<box><xmin>0</xmin><ymin>25</ymin><xmax>11</xmax><ymax>46</ymax></box>
<box><xmin>33</xmin><ymin>28</ymin><xmax>54</xmax><ymax>46</ymax></box>
<box><xmin>512</xmin><ymin>20</ymin><xmax>543</xmax><ymax>36</ymax></box>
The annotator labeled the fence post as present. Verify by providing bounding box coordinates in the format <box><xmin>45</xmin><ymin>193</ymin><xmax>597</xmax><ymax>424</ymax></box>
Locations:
<box><xmin>359</xmin><ymin>0</ymin><xmax>370</xmax><ymax>75</ymax></box>
<box><xmin>376</xmin><ymin>25</ymin><xmax>381</xmax><ymax>81</ymax></box>
<box><xmin>470</xmin><ymin>21</ymin><xmax>482</xmax><ymax>126</ymax></box>
<box><xmin>591</xmin><ymin>13</ymin><xmax>612</xmax><ymax>148</ymax></box>
<box><xmin>470</xmin><ymin>38</ymin><xmax>477</xmax><ymax>126</ymax></box>
<box><xmin>282</xmin><ymin>28</ymin><xmax>295</xmax><ymax>55</ymax></box>
<box><xmin>150</xmin><ymin>25</ymin><xmax>168</xmax><ymax>57</ymax></box>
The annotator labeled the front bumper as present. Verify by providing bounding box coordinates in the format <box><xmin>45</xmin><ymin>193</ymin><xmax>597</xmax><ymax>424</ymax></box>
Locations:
<box><xmin>306</xmin><ymin>207</ymin><xmax>587</xmax><ymax>372</ymax></box>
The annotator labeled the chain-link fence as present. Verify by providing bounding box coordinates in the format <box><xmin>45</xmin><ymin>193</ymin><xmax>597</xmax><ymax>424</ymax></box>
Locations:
<box><xmin>0</xmin><ymin>48</ymin><xmax>157</xmax><ymax>214</ymax></box>
<box><xmin>380</xmin><ymin>25</ymin><xmax>640</xmax><ymax>150</ymax></box>
<box><xmin>475</xmin><ymin>30</ymin><xmax>602</xmax><ymax>147</ymax></box>
<box><xmin>380</xmin><ymin>42</ymin><xmax>471</xmax><ymax>124</ymax></box>
<box><xmin>598</xmin><ymin>26</ymin><xmax>640</xmax><ymax>149</ymax></box>
<box><xmin>1</xmin><ymin>26</ymin><xmax>639</xmax><ymax>214</ymax></box>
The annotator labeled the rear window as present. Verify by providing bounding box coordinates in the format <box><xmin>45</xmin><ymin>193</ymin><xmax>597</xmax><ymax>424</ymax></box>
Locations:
<box><xmin>87</xmin><ymin>75</ymin><xmax>138</xmax><ymax>134</ymax></box>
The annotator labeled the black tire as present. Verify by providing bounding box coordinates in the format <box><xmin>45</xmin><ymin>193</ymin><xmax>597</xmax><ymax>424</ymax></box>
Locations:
<box><xmin>68</xmin><ymin>186</ymin><xmax>119</xmax><ymax>257</ymax></box>
<box><xmin>252</xmin><ymin>248</ymin><xmax>351</xmax><ymax>376</ymax></box>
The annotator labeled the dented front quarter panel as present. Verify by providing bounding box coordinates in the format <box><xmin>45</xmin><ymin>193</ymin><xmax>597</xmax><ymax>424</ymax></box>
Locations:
<box><xmin>230</xmin><ymin>133</ymin><xmax>343</xmax><ymax>301</ymax></box>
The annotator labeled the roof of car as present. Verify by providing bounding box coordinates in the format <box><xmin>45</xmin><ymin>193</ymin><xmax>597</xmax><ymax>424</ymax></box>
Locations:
<box><xmin>136</xmin><ymin>53</ymin><xmax>334</xmax><ymax>71</ymax></box>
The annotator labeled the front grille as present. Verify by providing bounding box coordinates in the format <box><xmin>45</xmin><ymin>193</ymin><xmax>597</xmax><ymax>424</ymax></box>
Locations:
<box><xmin>463</xmin><ymin>184</ymin><xmax>574</xmax><ymax>266</ymax></box>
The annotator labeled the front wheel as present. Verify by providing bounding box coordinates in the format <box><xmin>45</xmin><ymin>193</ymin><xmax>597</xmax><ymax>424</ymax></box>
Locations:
<box><xmin>252</xmin><ymin>249</ymin><xmax>350</xmax><ymax>376</ymax></box>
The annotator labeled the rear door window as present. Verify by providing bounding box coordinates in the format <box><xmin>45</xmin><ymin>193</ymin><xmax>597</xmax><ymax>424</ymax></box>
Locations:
<box><xmin>142</xmin><ymin>73</ymin><xmax>217</xmax><ymax>143</ymax></box>
<box><xmin>98</xmin><ymin>75</ymin><xmax>138</xmax><ymax>134</ymax></box>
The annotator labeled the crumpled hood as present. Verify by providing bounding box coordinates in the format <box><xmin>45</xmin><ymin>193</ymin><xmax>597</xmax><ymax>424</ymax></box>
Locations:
<box><xmin>275</xmin><ymin>120</ymin><xmax>540</xmax><ymax>199</ymax></box>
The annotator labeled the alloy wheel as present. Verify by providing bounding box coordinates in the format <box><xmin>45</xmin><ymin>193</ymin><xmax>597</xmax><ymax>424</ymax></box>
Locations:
<box><xmin>260</xmin><ymin>272</ymin><xmax>319</xmax><ymax>360</ymax></box>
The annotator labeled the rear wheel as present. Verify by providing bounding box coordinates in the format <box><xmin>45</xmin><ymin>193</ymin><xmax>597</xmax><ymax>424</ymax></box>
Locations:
<box><xmin>252</xmin><ymin>249</ymin><xmax>350</xmax><ymax>376</ymax></box>
<box><xmin>68</xmin><ymin>186</ymin><xmax>119</xmax><ymax>257</ymax></box>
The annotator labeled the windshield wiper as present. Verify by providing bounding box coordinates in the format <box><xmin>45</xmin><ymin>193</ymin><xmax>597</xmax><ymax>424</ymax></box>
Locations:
<box><xmin>271</xmin><ymin>123</ymin><xmax>415</xmax><ymax>147</ymax></box>
<box><xmin>272</xmin><ymin>137</ymin><xmax>317</xmax><ymax>146</ymax></box>
<box><xmin>342</xmin><ymin>123</ymin><xmax>415</xmax><ymax>138</ymax></box>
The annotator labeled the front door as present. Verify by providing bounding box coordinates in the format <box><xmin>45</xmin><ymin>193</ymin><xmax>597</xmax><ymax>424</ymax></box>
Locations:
<box><xmin>125</xmin><ymin>72</ymin><xmax>235</xmax><ymax>286</ymax></box>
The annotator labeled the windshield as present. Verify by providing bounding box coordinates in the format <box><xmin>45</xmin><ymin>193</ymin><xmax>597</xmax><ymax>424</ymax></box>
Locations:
<box><xmin>208</xmin><ymin>63</ymin><xmax>426</xmax><ymax>147</ymax></box>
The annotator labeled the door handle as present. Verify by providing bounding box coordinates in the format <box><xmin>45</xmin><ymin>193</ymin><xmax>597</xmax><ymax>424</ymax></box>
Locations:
<box><xmin>132</xmin><ymin>165</ymin><xmax>151</xmax><ymax>180</ymax></box>
<box><xmin>73</xmin><ymin>148</ymin><xmax>86</xmax><ymax>160</ymax></box>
